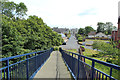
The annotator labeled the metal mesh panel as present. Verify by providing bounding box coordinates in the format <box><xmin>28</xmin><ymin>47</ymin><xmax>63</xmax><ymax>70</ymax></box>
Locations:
<box><xmin>0</xmin><ymin>48</ymin><xmax>53</xmax><ymax>80</ymax></box>
<box><xmin>9</xmin><ymin>60</ymin><xmax>27</xmax><ymax>79</ymax></box>
<box><xmin>78</xmin><ymin>60</ymin><xmax>87</xmax><ymax>79</ymax></box>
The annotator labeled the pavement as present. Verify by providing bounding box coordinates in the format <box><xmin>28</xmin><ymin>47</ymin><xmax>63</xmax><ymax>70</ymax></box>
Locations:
<box><xmin>33</xmin><ymin>51</ymin><xmax>72</xmax><ymax>79</ymax></box>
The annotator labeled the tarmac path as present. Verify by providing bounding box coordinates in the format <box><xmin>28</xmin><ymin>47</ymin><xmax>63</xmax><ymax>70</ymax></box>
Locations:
<box><xmin>34</xmin><ymin>51</ymin><xmax>72</xmax><ymax>79</ymax></box>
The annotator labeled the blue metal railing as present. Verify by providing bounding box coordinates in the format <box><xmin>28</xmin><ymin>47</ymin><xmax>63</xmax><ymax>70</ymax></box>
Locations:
<box><xmin>0</xmin><ymin>48</ymin><xmax>53</xmax><ymax>80</ymax></box>
<box><xmin>59</xmin><ymin>48</ymin><xmax>120</xmax><ymax>80</ymax></box>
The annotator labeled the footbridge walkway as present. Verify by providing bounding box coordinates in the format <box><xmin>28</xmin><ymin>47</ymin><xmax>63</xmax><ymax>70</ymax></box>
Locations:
<box><xmin>0</xmin><ymin>48</ymin><xmax>120</xmax><ymax>80</ymax></box>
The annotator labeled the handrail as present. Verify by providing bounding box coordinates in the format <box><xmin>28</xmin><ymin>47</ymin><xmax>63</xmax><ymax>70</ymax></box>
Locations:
<box><xmin>62</xmin><ymin>49</ymin><xmax>120</xmax><ymax>70</ymax></box>
<box><xmin>0</xmin><ymin>48</ymin><xmax>53</xmax><ymax>80</ymax></box>
<box><xmin>0</xmin><ymin>49</ymin><xmax>49</xmax><ymax>62</ymax></box>
<box><xmin>60</xmin><ymin>48</ymin><xmax>120</xmax><ymax>80</ymax></box>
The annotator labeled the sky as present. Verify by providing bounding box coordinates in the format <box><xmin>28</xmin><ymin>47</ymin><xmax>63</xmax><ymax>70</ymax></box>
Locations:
<box><xmin>10</xmin><ymin>0</ymin><xmax>120</xmax><ymax>30</ymax></box>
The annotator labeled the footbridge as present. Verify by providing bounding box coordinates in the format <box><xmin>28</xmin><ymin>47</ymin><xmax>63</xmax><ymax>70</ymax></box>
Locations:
<box><xmin>0</xmin><ymin>48</ymin><xmax>120</xmax><ymax>80</ymax></box>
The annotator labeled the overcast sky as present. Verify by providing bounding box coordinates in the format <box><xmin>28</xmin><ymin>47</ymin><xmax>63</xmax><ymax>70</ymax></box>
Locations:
<box><xmin>10</xmin><ymin>0</ymin><xmax>120</xmax><ymax>30</ymax></box>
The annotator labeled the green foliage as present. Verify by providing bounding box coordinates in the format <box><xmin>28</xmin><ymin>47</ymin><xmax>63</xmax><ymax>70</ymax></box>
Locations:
<box><xmin>2</xmin><ymin>15</ymin><xmax>63</xmax><ymax>58</ymax></box>
<box><xmin>97</xmin><ymin>22</ymin><xmax>105</xmax><ymax>33</ymax></box>
<box><xmin>53</xmin><ymin>46</ymin><xmax>59</xmax><ymax>51</ymax></box>
<box><xmin>92</xmin><ymin>41</ymin><xmax>120</xmax><ymax>65</ymax></box>
<box><xmin>78</xmin><ymin>37</ymin><xmax>83</xmax><ymax>42</ymax></box>
<box><xmin>1</xmin><ymin>1</ymin><xmax>63</xmax><ymax>58</ymax></box>
<box><xmin>76</xmin><ymin>34</ymin><xmax>81</xmax><ymax>39</ymax></box>
<box><xmin>16</xmin><ymin>2</ymin><xmax>27</xmax><ymax>18</ymax></box>
<box><xmin>78</xmin><ymin>28</ymin><xmax>85</xmax><ymax>35</ymax></box>
<box><xmin>83</xmin><ymin>48</ymin><xmax>119</xmax><ymax>80</ymax></box>
<box><xmin>1</xmin><ymin>1</ymin><xmax>27</xmax><ymax>18</ymax></box>
<box><xmin>85</xmin><ymin>26</ymin><xmax>94</xmax><ymax>35</ymax></box>
<box><xmin>97</xmin><ymin>22</ymin><xmax>116</xmax><ymax>35</ymax></box>
<box><xmin>76</xmin><ymin>34</ymin><xmax>83</xmax><ymax>42</ymax></box>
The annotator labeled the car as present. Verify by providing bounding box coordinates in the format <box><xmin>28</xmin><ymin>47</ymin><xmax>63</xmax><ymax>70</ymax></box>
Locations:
<box><xmin>62</xmin><ymin>42</ymin><xmax>66</xmax><ymax>45</ymax></box>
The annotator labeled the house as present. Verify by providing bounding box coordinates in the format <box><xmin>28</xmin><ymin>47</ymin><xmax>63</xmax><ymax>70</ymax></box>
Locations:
<box><xmin>112</xmin><ymin>17</ymin><xmax>120</xmax><ymax>41</ymax></box>
<box><xmin>111</xmin><ymin>16</ymin><xmax>120</xmax><ymax>48</ymax></box>
<box><xmin>88</xmin><ymin>31</ymin><xmax>96</xmax><ymax>38</ymax></box>
<box><xmin>52</xmin><ymin>27</ymin><xmax>69</xmax><ymax>33</ymax></box>
<box><xmin>95</xmin><ymin>32</ymin><xmax>108</xmax><ymax>38</ymax></box>
<box><xmin>70</xmin><ymin>28</ymin><xmax>78</xmax><ymax>35</ymax></box>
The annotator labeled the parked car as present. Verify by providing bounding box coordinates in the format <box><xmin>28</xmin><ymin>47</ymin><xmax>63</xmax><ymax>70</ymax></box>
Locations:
<box><xmin>62</xmin><ymin>42</ymin><xmax>66</xmax><ymax>45</ymax></box>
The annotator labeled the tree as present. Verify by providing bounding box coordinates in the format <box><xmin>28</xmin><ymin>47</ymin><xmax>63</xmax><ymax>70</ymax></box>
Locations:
<box><xmin>78</xmin><ymin>28</ymin><xmax>85</xmax><ymax>35</ymax></box>
<box><xmin>105</xmin><ymin>22</ymin><xmax>113</xmax><ymax>35</ymax></box>
<box><xmin>2</xmin><ymin>1</ymin><xmax>64</xmax><ymax>58</ymax></box>
<box><xmin>92</xmin><ymin>41</ymin><xmax>120</xmax><ymax>65</ymax></box>
<box><xmin>1</xmin><ymin>1</ymin><xmax>16</xmax><ymax>18</ymax></box>
<box><xmin>97</xmin><ymin>22</ymin><xmax>115</xmax><ymax>35</ymax></box>
<box><xmin>97</xmin><ymin>22</ymin><xmax>105</xmax><ymax>33</ymax></box>
<box><xmin>2</xmin><ymin>15</ymin><xmax>64</xmax><ymax>58</ymax></box>
<box><xmin>16</xmin><ymin>2</ymin><xmax>27</xmax><ymax>18</ymax></box>
<box><xmin>85</xmin><ymin>26</ymin><xmax>94</xmax><ymax>35</ymax></box>
<box><xmin>1</xmin><ymin>1</ymin><xmax>27</xmax><ymax>18</ymax></box>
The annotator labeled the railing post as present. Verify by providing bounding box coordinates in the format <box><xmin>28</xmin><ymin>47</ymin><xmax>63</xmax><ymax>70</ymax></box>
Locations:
<box><xmin>92</xmin><ymin>60</ymin><xmax>95</xmax><ymax>80</ymax></box>
<box><xmin>77</xmin><ymin>55</ymin><xmax>80</xmax><ymax>79</ymax></box>
<box><xmin>84</xmin><ymin>57</ymin><xmax>85</xmax><ymax>62</ymax></box>
<box><xmin>6</xmin><ymin>60</ymin><xmax>10</xmax><ymax>80</ymax></box>
<box><xmin>35</xmin><ymin>53</ymin><xmax>37</xmax><ymax>70</ymax></box>
<box><xmin>110</xmin><ymin>68</ymin><xmax>112</xmax><ymax>80</ymax></box>
<box><xmin>72</xmin><ymin>53</ymin><xmax>73</xmax><ymax>70</ymax></box>
<box><xmin>26</xmin><ymin>55</ymin><xmax>29</xmax><ymax>80</ymax></box>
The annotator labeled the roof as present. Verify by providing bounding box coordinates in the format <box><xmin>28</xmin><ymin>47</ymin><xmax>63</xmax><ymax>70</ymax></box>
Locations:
<box><xmin>52</xmin><ymin>28</ymin><xmax>69</xmax><ymax>33</ymax></box>
<box><xmin>95</xmin><ymin>32</ymin><xmax>107</xmax><ymax>37</ymax></box>
<box><xmin>88</xmin><ymin>31</ymin><xmax>96</xmax><ymax>35</ymax></box>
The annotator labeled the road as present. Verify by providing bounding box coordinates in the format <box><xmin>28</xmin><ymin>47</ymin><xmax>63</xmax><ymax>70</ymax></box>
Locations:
<box><xmin>60</xmin><ymin>35</ymin><xmax>80</xmax><ymax>51</ymax></box>
<box><xmin>60</xmin><ymin>35</ymin><xmax>95</xmax><ymax>50</ymax></box>
<box><xmin>60</xmin><ymin>35</ymin><xmax>103</xmax><ymax>51</ymax></box>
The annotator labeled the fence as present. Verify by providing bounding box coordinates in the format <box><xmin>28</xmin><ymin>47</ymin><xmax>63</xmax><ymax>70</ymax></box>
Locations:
<box><xmin>0</xmin><ymin>48</ymin><xmax>53</xmax><ymax>80</ymax></box>
<box><xmin>59</xmin><ymin>48</ymin><xmax>120</xmax><ymax>80</ymax></box>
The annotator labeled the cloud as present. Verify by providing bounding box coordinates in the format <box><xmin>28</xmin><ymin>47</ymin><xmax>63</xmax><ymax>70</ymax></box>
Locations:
<box><xmin>9</xmin><ymin>0</ymin><xmax>119</xmax><ymax>30</ymax></box>
<box><xmin>78</xmin><ymin>8</ymin><xmax>97</xmax><ymax>16</ymax></box>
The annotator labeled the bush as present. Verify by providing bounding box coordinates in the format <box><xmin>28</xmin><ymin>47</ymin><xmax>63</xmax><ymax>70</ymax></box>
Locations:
<box><xmin>92</xmin><ymin>41</ymin><xmax>120</xmax><ymax>65</ymax></box>
<box><xmin>106</xmin><ymin>59</ymin><xmax>112</xmax><ymax>63</ymax></box>
<box><xmin>91</xmin><ymin>54</ymin><xmax>98</xmax><ymax>57</ymax></box>
<box><xmin>53</xmin><ymin>46</ymin><xmax>59</xmax><ymax>51</ymax></box>
<box><xmin>78</xmin><ymin>37</ymin><xmax>83</xmax><ymax>42</ymax></box>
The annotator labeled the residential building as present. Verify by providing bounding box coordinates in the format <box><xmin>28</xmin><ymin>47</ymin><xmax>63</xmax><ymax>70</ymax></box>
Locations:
<box><xmin>118</xmin><ymin>17</ymin><xmax>120</xmax><ymax>41</ymax></box>
<box><xmin>95</xmin><ymin>32</ymin><xmax>108</xmax><ymax>38</ymax></box>
<box><xmin>111</xmin><ymin>16</ymin><xmax>120</xmax><ymax>48</ymax></box>
<box><xmin>118</xmin><ymin>16</ymin><xmax>120</xmax><ymax>48</ymax></box>
<box><xmin>52</xmin><ymin>27</ymin><xmax>69</xmax><ymax>33</ymax></box>
<box><xmin>88</xmin><ymin>31</ymin><xmax>96</xmax><ymax>38</ymax></box>
<box><xmin>70</xmin><ymin>28</ymin><xmax>78</xmax><ymax>35</ymax></box>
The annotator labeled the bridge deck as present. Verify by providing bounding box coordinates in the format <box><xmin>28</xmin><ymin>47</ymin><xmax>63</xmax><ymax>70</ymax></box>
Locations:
<box><xmin>34</xmin><ymin>51</ymin><xmax>72</xmax><ymax>79</ymax></box>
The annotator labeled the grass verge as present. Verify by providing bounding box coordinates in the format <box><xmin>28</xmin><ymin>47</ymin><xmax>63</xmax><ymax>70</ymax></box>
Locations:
<box><xmin>65</xmin><ymin>48</ymin><xmax>119</xmax><ymax>79</ymax></box>
<box><xmin>83</xmin><ymin>48</ymin><xmax>119</xmax><ymax>79</ymax></box>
